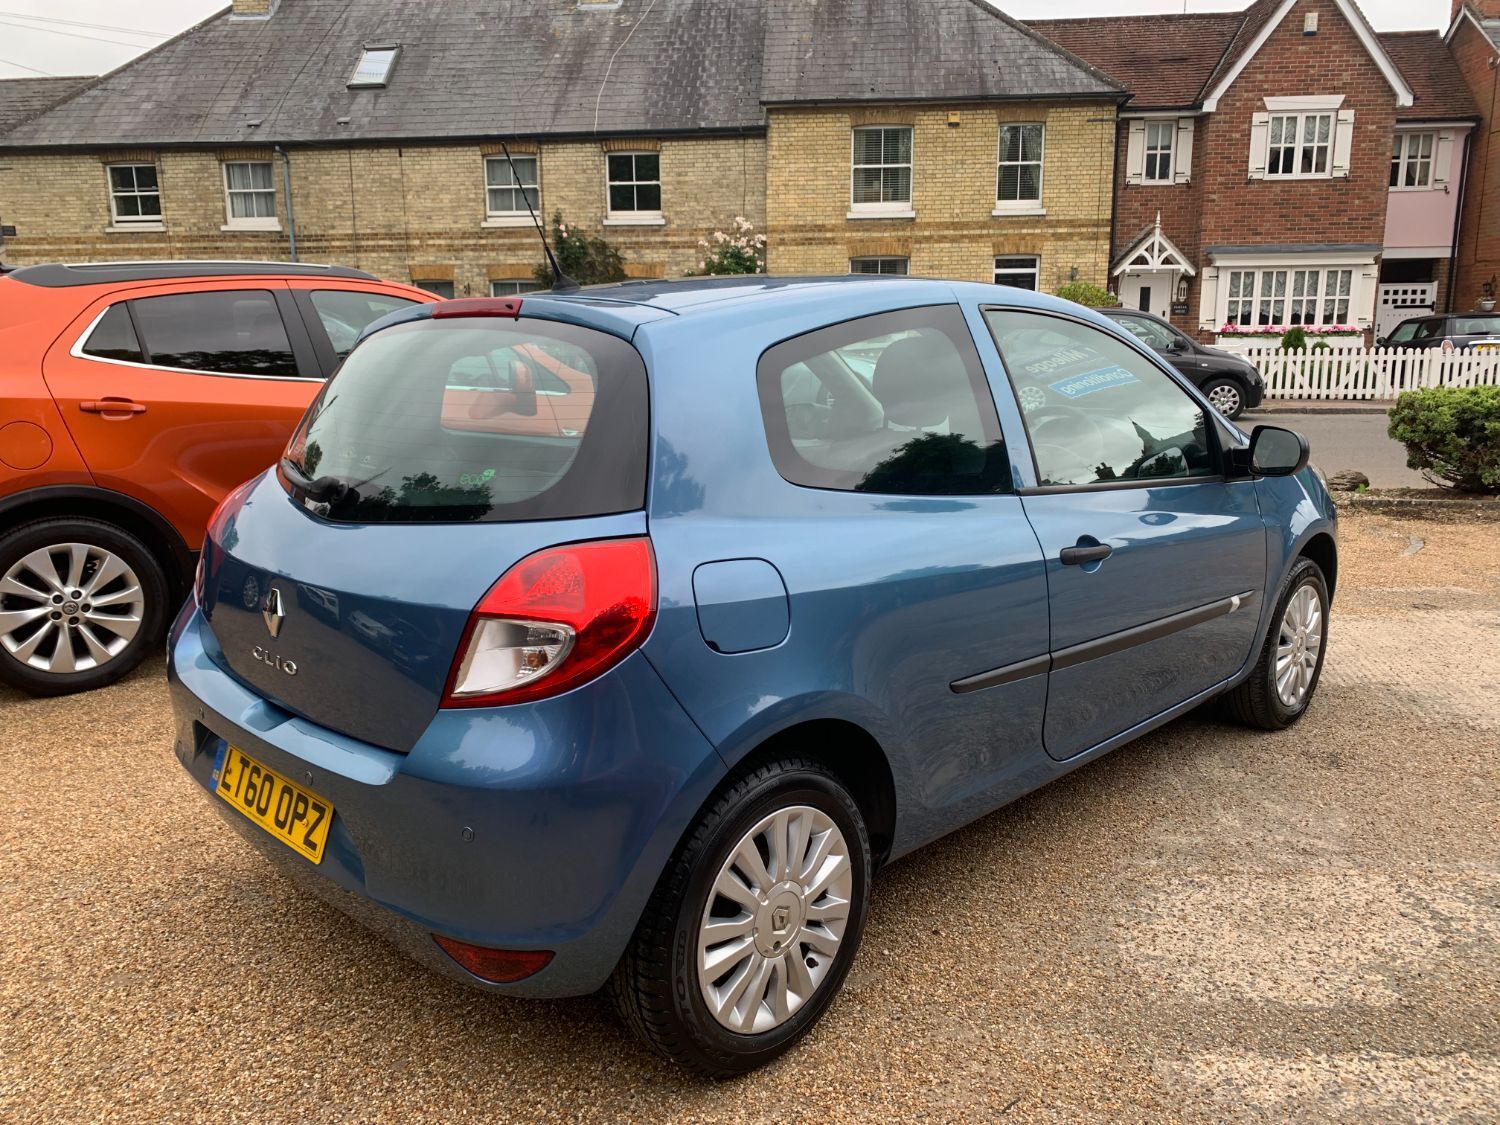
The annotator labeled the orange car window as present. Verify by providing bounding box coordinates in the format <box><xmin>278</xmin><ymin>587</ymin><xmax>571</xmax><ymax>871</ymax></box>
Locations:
<box><xmin>130</xmin><ymin>290</ymin><xmax>299</xmax><ymax>378</ymax></box>
<box><xmin>80</xmin><ymin>304</ymin><xmax>145</xmax><ymax>364</ymax></box>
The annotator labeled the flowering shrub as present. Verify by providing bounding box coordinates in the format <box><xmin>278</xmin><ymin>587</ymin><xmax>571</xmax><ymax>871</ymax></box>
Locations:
<box><xmin>1217</xmin><ymin>323</ymin><xmax>1363</xmax><ymax>337</ymax></box>
<box><xmin>690</xmin><ymin>217</ymin><xmax>766</xmax><ymax>275</ymax></box>
<box><xmin>532</xmin><ymin>212</ymin><xmax>626</xmax><ymax>287</ymax></box>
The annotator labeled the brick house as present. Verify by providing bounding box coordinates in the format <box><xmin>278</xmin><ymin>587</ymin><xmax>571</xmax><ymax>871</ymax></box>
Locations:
<box><xmin>0</xmin><ymin>0</ymin><xmax>1122</xmax><ymax>296</ymax></box>
<box><xmin>1445</xmin><ymin>2</ymin><xmax>1500</xmax><ymax>311</ymax></box>
<box><xmin>1034</xmin><ymin>0</ymin><xmax>1478</xmax><ymax>344</ymax></box>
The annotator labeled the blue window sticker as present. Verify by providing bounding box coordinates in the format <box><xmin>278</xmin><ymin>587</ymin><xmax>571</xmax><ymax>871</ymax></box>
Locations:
<box><xmin>1049</xmin><ymin>365</ymin><xmax>1140</xmax><ymax>399</ymax></box>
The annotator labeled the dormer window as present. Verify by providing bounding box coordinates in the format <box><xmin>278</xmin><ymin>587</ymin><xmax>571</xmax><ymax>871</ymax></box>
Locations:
<box><xmin>348</xmin><ymin>45</ymin><xmax>399</xmax><ymax>89</ymax></box>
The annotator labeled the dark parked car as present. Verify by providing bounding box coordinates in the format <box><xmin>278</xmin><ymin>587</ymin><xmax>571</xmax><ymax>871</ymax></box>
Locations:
<box><xmin>1378</xmin><ymin>312</ymin><xmax>1500</xmax><ymax>352</ymax></box>
<box><xmin>1100</xmin><ymin>307</ymin><xmax>1265</xmax><ymax>419</ymax></box>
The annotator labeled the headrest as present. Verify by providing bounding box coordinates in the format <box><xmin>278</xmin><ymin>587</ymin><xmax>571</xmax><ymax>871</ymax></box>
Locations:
<box><xmin>872</xmin><ymin>333</ymin><xmax>969</xmax><ymax>428</ymax></box>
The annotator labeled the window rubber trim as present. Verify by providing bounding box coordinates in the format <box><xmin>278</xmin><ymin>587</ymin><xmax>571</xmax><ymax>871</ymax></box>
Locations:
<box><xmin>950</xmin><ymin>589</ymin><xmax>1258</xmax><ymax>694</ymax></box>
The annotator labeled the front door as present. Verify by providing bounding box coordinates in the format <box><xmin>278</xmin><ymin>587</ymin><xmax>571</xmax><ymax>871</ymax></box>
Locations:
<box><xmin>43</xmin><ymin>283</ymin><xmax>324</xmax><ymax>548</ymax></box>
<box><xmin>983</xmin><ymin>306</ymin><xmax>1268</xmax><ymax>760</ymax></box>
<box><xmin>1119</xmin><ymin>273</ymin><xmax>1175</xmax><ymax>320</ymax></box>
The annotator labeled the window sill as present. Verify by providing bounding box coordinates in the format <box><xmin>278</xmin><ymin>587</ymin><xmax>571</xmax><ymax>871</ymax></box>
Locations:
<box><xmin>603</xmin><ymin>214</ymin><xmax>665</xmax><ymax>227</ymax></box>
<box><xmin>481</xmin><ymin>216</ymin><xmax>538</xmax><ymax>228</ymax></box>
<box><xmin>221</xmin><ymin>220</ymin><xmax>282</xmax><ymax>232</ymax></box>
<box><xmin>991</xmin><ymin>205</ymin><xmax>1046</xmax><ymax>218</ymax></box>
<box><xmin>106</xmin><ymin>223</ymin><xmax>166</xmax><ymax>233</ymax></box>
<box><xmin>846</xmin><ymin>209</ymin><xmax>916</xmax><ymax>220</ymax></box>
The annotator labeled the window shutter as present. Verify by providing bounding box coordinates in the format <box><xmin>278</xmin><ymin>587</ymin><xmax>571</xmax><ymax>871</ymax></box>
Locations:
<box><xmin>1434</xmin><ymin>131</ymin><xmax>1454</xmax><ymax>188</ymax></box>
<box><xmin>1174</xmin><ymin>118</ymin><xmax>1195</xmax><ymax>184</ymax></box>
<box><xmin>1331</xmin><ymin>109</ymin><xmax>1355</xmax><ymax>178</ymax></box>
<box><xmin>1125</xmin><ymin>120</ymin><xmax>1147</xmax><ymax>186</ymax></box>
<box><xmin>1198</xmin><ymin>267</ymin><xmax>1220</xmax><ymax>332</ymax></box>
<box><xmin>1248</xmin><ymin>112</ymin><xmax>1270</xmax><ymax>179</ymax></box>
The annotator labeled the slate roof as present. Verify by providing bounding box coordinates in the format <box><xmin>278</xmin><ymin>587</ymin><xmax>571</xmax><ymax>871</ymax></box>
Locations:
<box><xmin>759</xmin><ymin>0</ymin><xmax>1123</xmax><ymax>105</ymax></box>
<box><xmin>1</xmin><ymin>0</ymin><xmax>1121</xmax><ymax>150</ymax></box>
<box><xmin>1027</xmin><ymin>13</ymin><xmax>1243</xmax><ymax>109</ymax></box>
<box><xmin>0</xmin><ymin>76</ymin><xmax>94</xmax><ymax>135</ymax></box>
<box><xmin>1</xmin><ymin>0</ymin><xmax>768</xmax><ymax>147</ymax></box>
<box><xmin>1379</xmin><ymin>32</ymin><xmax>1479</xmax><ymax>121</ymax></box>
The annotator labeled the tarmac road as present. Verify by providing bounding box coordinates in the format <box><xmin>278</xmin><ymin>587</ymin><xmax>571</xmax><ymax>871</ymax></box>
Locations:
<box><xmin>1</xmin><ymin>509</ymin><xmax>1497</xmax><ymax>1122</ymax></box>
<box><xmin>1246</xmin><ymin>406</ymin><xmax>1427</xmax><ymax>489</ymax></box>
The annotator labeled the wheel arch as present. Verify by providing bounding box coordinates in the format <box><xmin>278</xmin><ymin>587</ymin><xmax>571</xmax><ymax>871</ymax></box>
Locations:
<box><xmin>719</xmin><ymin>718</ymin><xmax>898</xmax><ymax>869</ymax></box>
<box><xmin>0</xmin><ymin>486</ymin><xmax>195</xmax><ymax>602</ymax></box>
<box><xmin>1297</xmin><ymin>530</ymin><xmax>1338</xmax><ymax>598</ymax></box>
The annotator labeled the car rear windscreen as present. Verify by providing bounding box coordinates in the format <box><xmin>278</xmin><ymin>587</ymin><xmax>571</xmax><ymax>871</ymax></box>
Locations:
<box><xmin>280</xmin><ymin>317</ymin><xmax>649</xmax><ymax>523</ymax></box>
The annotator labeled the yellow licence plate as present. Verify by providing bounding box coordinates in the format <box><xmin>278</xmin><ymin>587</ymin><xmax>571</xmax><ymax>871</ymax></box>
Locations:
<box><xmin>213</xmin><ymin>745</ymin><xmax>333</xmax><ymax>864</ymax></box>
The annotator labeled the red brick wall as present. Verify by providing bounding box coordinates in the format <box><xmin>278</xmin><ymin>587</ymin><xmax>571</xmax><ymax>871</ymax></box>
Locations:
<box><xmin>1113</xmin><ymin>0</ymin><xmax>1397</xmax><ymax>338</ymax></box>
<box><xmin>1449</xmin><ymin>15</ymin><xmax>1500</xmax><ymax>312</ymax></box>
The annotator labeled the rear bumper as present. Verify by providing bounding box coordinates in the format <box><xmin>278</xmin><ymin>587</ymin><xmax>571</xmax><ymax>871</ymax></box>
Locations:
<box><xmin>167</xmin><ymin>603</ymin><xmax>725</xmax><ymax>998</ymax></box>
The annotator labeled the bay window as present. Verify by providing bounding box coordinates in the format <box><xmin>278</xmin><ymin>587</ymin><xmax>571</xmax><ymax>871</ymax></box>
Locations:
<box><xmin>1225</xmin><ymin>267</ymin><xmax>1354</xmax><ymax>328</ymax></box>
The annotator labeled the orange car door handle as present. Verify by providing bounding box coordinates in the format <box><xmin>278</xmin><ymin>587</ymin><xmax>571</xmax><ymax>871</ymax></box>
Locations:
<box><xmin>79</xmin><ymin>398</ymin><xmax>147</xmax><ymax>417</ymax></box>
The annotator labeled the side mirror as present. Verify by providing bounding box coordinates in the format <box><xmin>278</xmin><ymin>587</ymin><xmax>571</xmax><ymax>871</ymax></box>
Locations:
<box><xmin>1248</xmin><ymin>425</ymin><xmax>1309</xmax><ymax>477</ymax></box>
<box><xmin>1165</xmin><ymin>336</ymin><xmax>1185</xmax><ymax>351</ymax></box>
<box><xmin>1375</xmin><ymin>336</ymin><xmax>1387</xmax><ymax>348</ymax></box>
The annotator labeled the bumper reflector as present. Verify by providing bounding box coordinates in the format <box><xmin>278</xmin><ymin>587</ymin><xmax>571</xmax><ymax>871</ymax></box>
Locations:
<box><xmin>432</xmin><ymin>935</ymin><xmax>554</xmax><ymax>983</ymax></box>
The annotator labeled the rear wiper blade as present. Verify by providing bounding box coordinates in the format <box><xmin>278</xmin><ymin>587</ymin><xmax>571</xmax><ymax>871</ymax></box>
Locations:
<box><xmin>279</xmin><ymin>457</ymin><xmax>388</xmax><ymax>504</ymax></box>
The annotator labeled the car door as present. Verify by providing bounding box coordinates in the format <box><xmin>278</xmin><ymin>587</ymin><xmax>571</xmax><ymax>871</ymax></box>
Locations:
<box><xmin>42</xmin><ymin>282</ymin><xmax>323</xmax><ymax>548</ymax></box>
<box><xmin>982</xmin><ymin>306</ymin><xmax>1269</xmax><ymax>761</ymax></box>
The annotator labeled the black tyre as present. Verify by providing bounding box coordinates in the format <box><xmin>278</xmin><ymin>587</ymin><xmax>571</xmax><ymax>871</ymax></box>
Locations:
<box><xmin>1201</xmin><ymin>376</ymin><xmax>1248</xmax><ymax>419</ymax></box>
<box><xmin>1224</xmin><ymin>556</ymin><xmax>1329</xmax><ymax>730</ymax></box>
<box><xmin>609</xmin><ymin>757</ymin><xmax>872</xmax><ymax>1076</ymax></box>
<box><xmin>0</xmin><ymin>517</ymin><xmax>170</xmax><ymax>697</ymax></box>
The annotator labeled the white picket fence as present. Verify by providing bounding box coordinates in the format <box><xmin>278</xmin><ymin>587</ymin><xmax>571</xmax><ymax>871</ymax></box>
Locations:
<box><xmin>1243</xmin><ymin>345</ymin><xmax>1500</xmax><ymax>400</ymax></box>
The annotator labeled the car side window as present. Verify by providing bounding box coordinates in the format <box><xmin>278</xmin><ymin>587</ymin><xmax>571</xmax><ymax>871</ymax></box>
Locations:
<box><xmin>1115</xmin><ymin>315</ymin><xmax>1176</xmax><ymax>350</ymax></box>
<box><xmin>80</xmin><ymin>304</ymin><xmax>145</xmax><ymax>364</ymax></box>
<box><xmin>128</xmin><ymin>290</ymin><xmax>301</xmax><ymax>377</ymax></box>
<box><xmin>1453</xmin><ymin>316</ymin><xmax>1500</xmax><ymax>336</ymax></box>
<box><xmin>984</xmin><ymin>308</ymin><xmax>1217</xmax><ymax>488</ymax></box>
<box><xmin>309</xmin><ymin>290</ymin><xmax>418</xmax><ymax>359</ymax></box>
<box><xmin>757</xmin><ymin>305</ymin><xmax>1011</xmax><ymax>495</ymax></box>
<box><xmin>1386</xmin><ymin>320</ymin><xmax>1419</xmax><ymax>344</ymax></box>
<box><xmin>1412</xmin><ymin>319</ymin><xmax>1442</xmax><ymax>341</ymax></box>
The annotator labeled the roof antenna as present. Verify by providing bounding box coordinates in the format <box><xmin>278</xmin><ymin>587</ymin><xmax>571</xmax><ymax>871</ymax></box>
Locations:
<box><xmin>501</xmin><ymin>139</ymin><xmax>578</xmax><ymax>292</ymax></box>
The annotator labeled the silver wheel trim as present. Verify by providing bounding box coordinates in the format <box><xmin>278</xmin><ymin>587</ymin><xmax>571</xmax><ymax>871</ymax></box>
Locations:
<box><xmin>697</xmin><ymin>804</ymin><xmax>854</xmax><ymax>1035</ymax></box>
<box><xmin>1274</xmin><ymin>584</ymin><xmax>1323</xmax><ymax>708</ymax></box>
<box><xmin>1207</xmin><ymin>383</ymin><xmax>1242</xmax><ymax>414</ymax></box>
<box><xmin>0</xmin><ymin>543</ymin><xmax>144</xmax><ymax>674</ymax></box>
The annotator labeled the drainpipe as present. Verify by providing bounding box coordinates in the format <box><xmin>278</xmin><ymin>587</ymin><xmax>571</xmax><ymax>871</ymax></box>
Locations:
<box><xmin>274</xmin><ymin>144</ymin><xmax>297</xmax><ymax>262</ymax></box>
<box><xmin>1446</xmin><ymin>130</ymin><xmax>1471</xmax><ymax>314</ymax></box>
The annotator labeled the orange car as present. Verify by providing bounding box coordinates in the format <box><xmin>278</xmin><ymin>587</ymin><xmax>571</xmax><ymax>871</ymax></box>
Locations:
<box><xmin>0</xmin><ymin>261</ymin><xmax>433</xmax><ymax>695</ymax></box>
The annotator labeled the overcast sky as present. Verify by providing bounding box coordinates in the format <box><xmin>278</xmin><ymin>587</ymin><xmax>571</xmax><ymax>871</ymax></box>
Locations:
<box><xmin>0</xmin><ymin>0</ymin><xmax>1457</xmax><ymax>80</ymax></box>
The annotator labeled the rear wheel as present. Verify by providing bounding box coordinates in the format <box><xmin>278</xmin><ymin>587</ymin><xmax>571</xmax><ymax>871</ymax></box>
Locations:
<box><xmin>1224</xmin><ymin>557</ymin><xmax>1329</xmax><ymax>730</ymax></box>
<box><xmin>1201</xmin><ymin>377</ymin><xmax>1247</xmax><ymax>419</ymax></box>
<box><xmin>609</xmin><ymin>758</ymin><xmax>871</xmax><ymax>1076</ymax></box>
<box><xmin>0</xmin><ymin>518</ymin><xmax>168</xmax><ymax>696</ymax></box>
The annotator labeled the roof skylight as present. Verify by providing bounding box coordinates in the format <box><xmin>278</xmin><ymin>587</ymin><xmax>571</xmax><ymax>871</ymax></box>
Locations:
<box><xmin>348</xmin><ymin>45</ymin><xmax>399</xmax><ymax>89</ymax></box>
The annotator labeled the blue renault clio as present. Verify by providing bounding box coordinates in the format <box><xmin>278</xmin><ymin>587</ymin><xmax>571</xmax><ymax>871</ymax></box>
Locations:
<box><xmin>170</xmin><ymin>276</ymin><xmax>1335</xmax><ymax>1075</ymax></box>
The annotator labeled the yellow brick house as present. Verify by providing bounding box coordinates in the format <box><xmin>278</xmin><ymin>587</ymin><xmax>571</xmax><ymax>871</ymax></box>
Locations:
<box><xmin>0</xmin><ymin>0</ymin><xmax>1122</xmax><ymax>294</ymax></box>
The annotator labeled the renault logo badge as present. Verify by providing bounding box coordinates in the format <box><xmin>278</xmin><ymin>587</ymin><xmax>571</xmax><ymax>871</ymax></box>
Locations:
<box><xmin>261</xmin><ymin>586</ymin><xmax>286</xmax><ymax>639</ymax></box>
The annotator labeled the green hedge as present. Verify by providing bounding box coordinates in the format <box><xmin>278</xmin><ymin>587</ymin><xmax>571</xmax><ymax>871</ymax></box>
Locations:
<box><xmin>1054</xmin><ymin>282</ymin><xmax>1119</xmax><ymax>309</ymax></box>
<box><xmin>1387</xmin><ymin>386</ymin><xmax>1500</xmax><ymax>494</ymax></box>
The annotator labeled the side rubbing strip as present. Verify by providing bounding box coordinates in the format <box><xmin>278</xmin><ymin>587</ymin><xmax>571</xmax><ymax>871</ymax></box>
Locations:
<box><xmin>950</xmin><ymin>590</ymin><xmax>1258</xmax><ymax>694</ymax></box>
<box><xmin>951</xmin><ymin>654</ymin><xmax>1051</xmax><ymax>694</ymax></box>
<box><xmin>1049</xmin><ymin>589</ymin><xmax>1258</xmax><ymax>673</ymax></box>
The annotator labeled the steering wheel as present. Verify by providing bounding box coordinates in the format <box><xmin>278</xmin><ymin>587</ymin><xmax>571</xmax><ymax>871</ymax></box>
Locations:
<box><xmin>1025</xmin><ymin>403</ymin><xmax>1111</xmax><ymax>481</ymax></box>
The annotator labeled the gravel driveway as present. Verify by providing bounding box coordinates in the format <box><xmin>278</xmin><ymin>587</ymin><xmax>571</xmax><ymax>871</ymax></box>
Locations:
<box><xmin>2</xmin><ymin>509</ymin><xmax>1497</xmax><ymax>1123</ymax></box>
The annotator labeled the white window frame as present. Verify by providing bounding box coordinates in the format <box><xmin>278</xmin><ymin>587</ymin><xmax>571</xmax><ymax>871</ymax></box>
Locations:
<box><xmin>604</xmin><ymin>151</ymin><xmax>664</xmax><ymax>226</ymax></box>
<box><xmin>482</xmin><ymin>155</ymin><xmax>540</xmax><ymax>228</ymax></box>
<box><xmin>106</xmin><ymin>163</ymin><xmax>163</xmax><ymax>230</ymax></box>
<box><xmin>994</xmin><ymin>124</ymin><xmax>1045</xmax><ymax>216</ymax></box>
<box><xmin>994</xmin><ymin>255</ymin><xmax>1041</xmax><ymax>291</ymax></box>
<box><xmin>1266</xmin><ymin>111</ymin><xmax>1334</xmax><ymax>179</ymax></box>
<box><xmin>849</xmin><ymin>257</ymin><xmax>909</xmax><ymax>275</ymax></box>
<box><xmin>1223</xmin><ymin>266</ymin><xmax>1355</xmax><ymax>329</ymax></box>
<box><xmin>490</xmin><ymin>279</ymin><xmax>544</xmax><ymax>296</ymax></box>
<box><xmin>221</xmin><ymin>161</ymin><xmax>280</xmax><ymax>231</ymax></box>
<box><xmin>1390</xmin><ymin>132</ymin><xmax>1435</xmax><ymax>190</ymax></box>
<box><xmin>1143</xmin><ymin>122</ymin><xmax>1174</xmax><ymax>183</ymax></box>
<box><xmin>848</xmin><ymin>126</ymin><xmax>915</xmax><ymax>219</ymax></box>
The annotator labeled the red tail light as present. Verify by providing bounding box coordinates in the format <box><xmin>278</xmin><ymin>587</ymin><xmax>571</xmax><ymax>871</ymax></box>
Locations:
<box><xmin>431</xmin><ymin>297</ymin><xmax>522</xmax><ymax>319</ymax></box>
<box><xmin>442</xmin><ymin>537</ymin><xmax>656</xmax><ymax>708</ymax></box>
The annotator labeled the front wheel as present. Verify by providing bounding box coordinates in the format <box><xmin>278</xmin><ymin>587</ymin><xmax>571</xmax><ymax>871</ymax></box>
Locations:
<box><xmin>1224</xmin><ymin>557</ymin><xmax>1329</xmax><ymax>730</ymax></box>
<box><xmin>610</xmin><ymin>758</ymin><xmax>872</xmax><ymax>1076</ymax></box>
<box><xmin>1201</xmin><ymin>376</ymin><xmax>1247</xmax><ymax>419</ymax></box>
<box><xmin>0</xmin><ymin>517</ymin><xmax>169</xmax><ymax>696</ymax></box>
